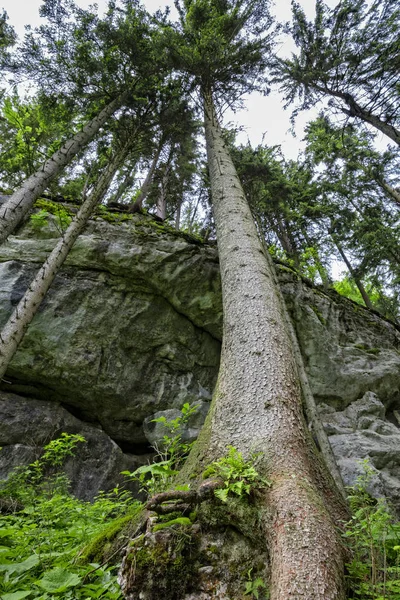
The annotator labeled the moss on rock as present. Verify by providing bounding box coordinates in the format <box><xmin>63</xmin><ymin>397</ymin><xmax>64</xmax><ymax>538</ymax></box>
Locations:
<box><xmin>78</xmin><ymin>503</ymin><xmax>143</xmax><ymax>564</ymax></box>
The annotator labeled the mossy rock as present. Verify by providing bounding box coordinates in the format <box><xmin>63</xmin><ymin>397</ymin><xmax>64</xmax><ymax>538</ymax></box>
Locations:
<box><xmin>78</xmin><ymin>503</ymin><xmax>143</xmax><ymax>565</ymax></box>
<box><xmin>122</xmin><ymin>526</ymin><xmax>202</xmax><ymax>600</ymax></box>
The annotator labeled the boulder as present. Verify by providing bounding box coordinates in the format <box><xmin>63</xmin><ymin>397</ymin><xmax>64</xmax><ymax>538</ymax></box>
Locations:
<box><xmin>1</xmin><ymin>213</ymin><xmax>400</xmax><ymax>504</ymax></box>
<box><xmin>0</xmin><ymin>390</ymin><xmax>150</xmax><ymax>500</ymax></box>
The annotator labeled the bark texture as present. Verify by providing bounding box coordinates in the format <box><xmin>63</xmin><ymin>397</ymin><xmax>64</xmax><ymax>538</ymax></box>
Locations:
<box><xmin>333</xmin><ymin>237</ymin><xmax>374</xmax><ymax>311</ymax></box>
<box><xmin>129</xmin><ymin>141</ymin><xmax>163</xmax><ymax>212</ymax></box>
<box><xmin>199</xmin><ymin>90</ymin><xmax>347</xmax><ymax>599</ymax></box>
<box><xmin>319</xmin><ymin>86</ymin><xmax>400</xmax><ymax>146</ymax></box>
<box><xmin>0</xmin><ymin>95</ymin><xmax>124</xmax><ymax>244</ymax></box>
<box><xmin>0</xmin><ymin>140</ymin><xmax>132</xmax><ymax>381</ymax></box>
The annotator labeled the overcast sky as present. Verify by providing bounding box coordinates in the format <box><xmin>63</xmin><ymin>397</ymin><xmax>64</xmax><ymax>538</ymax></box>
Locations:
<box><xmin>1</xmin><ymin>0</ymin><xmax>341</xmax><ymax>160</ymax></box>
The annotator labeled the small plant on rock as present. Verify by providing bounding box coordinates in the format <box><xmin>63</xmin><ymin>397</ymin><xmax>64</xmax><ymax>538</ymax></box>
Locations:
<box><xmin>203</xmin><ymin>446</ymin><xmax>271</xmax><ymax>503</ymax></box>
<box><xmin>122</xmin><ymin>403</ymin><xmax>199</xmax><ymax>497</ymax></box>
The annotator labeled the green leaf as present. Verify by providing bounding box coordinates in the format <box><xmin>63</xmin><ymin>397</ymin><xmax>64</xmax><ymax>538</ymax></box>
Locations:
<box><xmin>0</xmin><ymin>554</ymin><xmax>39</xmax><ymax>574</ymax></box>
<box><xmin>214</xmin><ymin>488</ymin><xmax>229</xmax><ymax>503</ymax></box>
<box><xmin>1</xmin><ymin>592</ymin><xmax>32</xmax><ymax>600</ymax></box>
<box><xmin>37</xmin><ymin>568</ymin><xmax>81</xmax><ymax>593</ymax></box>
<box><xmin>0</xmin><ymin>529</ymin><xmax>15</xmax><ymax>538</ymax></box>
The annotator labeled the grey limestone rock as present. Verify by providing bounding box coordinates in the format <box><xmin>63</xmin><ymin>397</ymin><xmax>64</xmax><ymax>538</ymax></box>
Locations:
<box><xmin>143</xmin><ymin>400</ymin><xmax>211</xmax><ymax>448</ymax></box>
<box><xmin>0</xmin><ymin>390</ymin><xmax>149</xmax><ymax>500</ymax></box>
<box><xmin>319</xmin><ymin>392</ymin><xmax>400</xmax><ymax>511</ymax></box>
<box><xmin>0</xmin><ymin>216</ymin><xmax>221</xmax><ymax>449</ymax></box>
<box><xmin>2</xmin><ymin>215</ymin><xmax>400</xmax><ymax>503</ymax></box>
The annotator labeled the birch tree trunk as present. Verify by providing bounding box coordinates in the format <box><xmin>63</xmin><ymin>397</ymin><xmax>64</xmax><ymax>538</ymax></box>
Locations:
<box><xmin>0</xmin><ymin>94</ymin><xmax>125</xmax><ymax>244</ymax></box>
<box><xmin>199</xmin><ymin>90</ymin><xmax>347</xmax><ymax>599</ymax></box>
<box><xmin>0</xmin><ymin>139</ymin><xmax>132</xmax><ymax>382</ymax></box>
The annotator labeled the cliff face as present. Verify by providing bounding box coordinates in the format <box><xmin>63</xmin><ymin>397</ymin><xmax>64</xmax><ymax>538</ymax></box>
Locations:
<box><xmin>1</xmin><ymin>214</ymin><xmax>400</xmax><ymax>506</ymax></box>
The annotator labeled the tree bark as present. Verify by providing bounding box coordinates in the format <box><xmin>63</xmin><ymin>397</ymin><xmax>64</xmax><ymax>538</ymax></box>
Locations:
<box><xmin>198</xmin><ymin>90</ymin><xmax>347</xmax><ymax>599</ymax></box>
<box><xmin>332</xmin><ymin>236</ymin><xmax>374</xmax><ymax>311</ymax></box>
<box><xmin>317</xmin><ymin>86</ymin><xmax>400</xmax><ymax>146</ymax></box>
<box><xmin>108</xmin><ymin>168</ymin><xmax>137</xmax><ymax>205</ymax></box>
<box><xmin>0</xmin><ymin>139</ymin><xmax>132</xmax><ymax>382</ymax></box>
<box><xmin>254</xmin><ymin>216</ymin><xmax>346</xmax><ymax>499</ymax></box>
<box><xmin>128</xmin><ymin>140</ymin><xmax>163</xmax><ymax>213</ymax></box>
<box><xmin>378</xmin><ymin>178</ymin><xmax>400</xmax><ymax>207</ymax></box>
<box><xmin>0</xmin><ymin>94</ymin><xmax>126</xmax><ymax>244</ymax></box>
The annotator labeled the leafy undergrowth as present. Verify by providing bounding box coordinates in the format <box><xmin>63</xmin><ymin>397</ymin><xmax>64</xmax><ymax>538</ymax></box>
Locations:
<box><xmin>0</xmin><ymin>434</ymin><xmax>141</xmax><ymax>600</ymax></box>
<box><xmin>344</xmin><ymin>461</ymin><xmax>400</xmax><ymax>599</ymax></box>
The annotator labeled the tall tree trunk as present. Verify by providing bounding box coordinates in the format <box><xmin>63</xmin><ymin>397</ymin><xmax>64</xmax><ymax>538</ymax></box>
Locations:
<box><xmin>0</xmin><ymin>139</ymin><xmax>132</xmax><ymax>382</ymax></box>
<box><xmin>332</xmin><ymin>236</ymin><xmax>374</xmax><ymax>310</ymax></box>
<box><xmin>128</xmin><ymin>140</ymin><xmax>163</xmax><ymax>213</ymax></box>
<box><xmin>174</xmin><ymin>199</ymin><xmax>182</xmax><ymax>229</ymax></box>
<box><xmin>253</xmin><ymin>214</ymin><xmax>345</xmax><ymax>497</ymax></box>
<box><xmin>0</xmin><ymin>94</ymin><xmax>126</xmax><ymax>244</ymax></box>
<box><xmin>119</xmin><ymin>92</ymin><xmax>349</xmax><ymax>600</ymax></box>
<box><xmin>194</xmin><ymin>90</ymin><xmax>347</xmax><ymax>599</ymax></box>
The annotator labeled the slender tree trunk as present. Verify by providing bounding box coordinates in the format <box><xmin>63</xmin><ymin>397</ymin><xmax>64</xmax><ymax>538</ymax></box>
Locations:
<box><xmin>0</xmin><ymin>94</ymin><xmax>126</xmax><ymax>244</ymax></box>
<box><xmin>108</xmin><ymin>168</ymin><xmax>137</xmax><ymax>205</ymax></box>
<box><xmin>318</xmin><ymin>86</ymin><xmax>400</xmax><ymax>146</ymax></box>
<box><xmin>332</xmin><ymin>236</ymin><xmax>374</xmax><ymax>310</ymax></box>
<box><xmin>377</xmin><ymin>178</ymin><xmax>400</xmax><ymax>207</ymax></box>
<box><xmin>174</xmin><ymin>199</ymin><xmax>182</xmax><ymax>229</ymax></box>
<box><xmin>0</xmin><ymin>139</ymin><xmax>132</xmax><ymax>382</ymax></box>
<box><xmin>302</xmin><ymin>228</ymin><xmax>331</xmax><ymax>289</ymax></box>
<box><xmin>187</xmin><ymin>191</ymin><xmax>202</xmax><ymax>232</ymax></box>
<box><xmin>198</xmin><ymin>90</ymin><xmax>346</xmax><ymax>599</ymax></box>
<box><xmin>128</xmin><ymin>140</ymin><xmax>163</xmax><ymax>213</ymax></box>
<box><xmin>157</xmin><ymin>144</ymin><xmax>175</xmax><ymax>220</ymax></box>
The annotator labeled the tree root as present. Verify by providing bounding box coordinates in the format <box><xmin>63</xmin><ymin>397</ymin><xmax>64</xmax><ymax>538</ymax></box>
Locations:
<box><xmin>146</xmin><ymin>478</ymin><xmax>223</xmax><ymax>515</ymax></box>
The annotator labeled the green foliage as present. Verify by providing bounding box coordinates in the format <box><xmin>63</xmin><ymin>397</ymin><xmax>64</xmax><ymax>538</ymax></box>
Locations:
<box><xmin>333</xmin><ymin>276</ymin><xmax>383</xmax><ymax>309</ymax></box>
<box><xmin>203</xmin><ymin>446</ymin><xmax>270</xmax><ymax>503</ymax></box>
<box><xmin>0</xmin><ymin>434</ymin><xmax>139</xmax><ymax>600</ymax></box>
<box><xmin>244</xmin><ymin>569</ymin><xmax>268</xmax><ymax>599</ymax></box>
<box><xmin>31</xmin><ymin>200</ymin><xmax>73</xmax><ymax>232</ymax></box>
<box><xmin>0</xmin><ymin>94</ymin><xmax>75</xmax><ymax>189</ymax></box>
<box><xmin>122</xmin><ymin>403</ymin><xmax>198</xmax><ymax>497</ymax></box>
<box><xmin>30</xmin><ymin>209</ymin><xmax>50</xmax><ymax>230</ymax></box>
<box><xmin>344</xmin><ymin>460</ymin><xmax>400</xmax><ymax>599</ymax></box>
<box><xmin>273</xmin><ymin>0</ymin><xmax>400</xmax><ymax>140</ymax></box>
<box><xmin>164</xmin><ymin>0</ymin><xmax>273</xmax><ymax>108</ymax></box>
<box><xmin>0</xmin><ymin>433</ymin><xmax>85</xmax><ymax>504</ymax></box>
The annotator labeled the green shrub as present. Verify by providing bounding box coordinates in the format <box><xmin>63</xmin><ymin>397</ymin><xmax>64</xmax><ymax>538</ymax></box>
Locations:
<box><xmin>0</xmin><ymin>434</ymin><xmax>140</xmax><ymax>599</ymax></box>
<box><xmin>344</xmin><ymin>460</ymin><xmax>400</xmax><ymax>599</ymax></box>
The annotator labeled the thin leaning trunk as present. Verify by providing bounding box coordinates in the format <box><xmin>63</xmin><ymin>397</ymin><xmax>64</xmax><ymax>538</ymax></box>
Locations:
<box><xmin>333</xmin><ymin>236</ymin><xmax>374</xmax><ymax>310</ymax></box>
<box><xmin>108</xmin><ymin>168</ymin><xmax>137</xmax><ymax>205</ymax></box>
<box><xmin>318</xmin><ymin>85</ymin><xmax>400</xmax><ymax>146</ymax></box>
<box><xmin>129</xmin><ymin>140</ymin><xmax>163</xmax><ymax>213</ymax></box>
<box><xmin>0</xmin><ymin>94</ymin><xmax>126</xmax><ymax>245</ymax></box>
<box><xmin>0</xmin><ymin>139</ymin><xmax>132</xmax><ymax>382</ymax></box>
<box><xmin>200</xmin><ymin>90</ymin><xmax>347</xmax><ymax>599</ymax></box>
<box><xmin>157</xmin><ymin>144</ymin><xmax>175</xmax><ymax>220</ymax></box>
<box><xmin>378</xmin><ymin>178</ymin><xmax>400</xmax><ymax>207</ymax></box>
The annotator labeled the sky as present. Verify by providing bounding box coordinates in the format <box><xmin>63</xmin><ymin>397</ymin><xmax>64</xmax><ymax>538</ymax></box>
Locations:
<box><xmin>0</xmin><ymin>0</ymin><xmax>339</xmax><ymax>160</ymax></box>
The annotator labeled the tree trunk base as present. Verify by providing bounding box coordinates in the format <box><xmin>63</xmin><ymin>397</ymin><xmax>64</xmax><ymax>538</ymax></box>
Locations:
<box><xmin>119</xmin><ymin>499</ymin><xmax>270</xmax><ymax>600</ymax></box>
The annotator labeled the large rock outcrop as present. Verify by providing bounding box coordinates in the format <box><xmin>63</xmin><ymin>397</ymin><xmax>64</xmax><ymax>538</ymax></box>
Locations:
<box><xmin>1</xmin><ymin>211</ymin><xmax>400</xmax><ymax>506</ymax></box>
